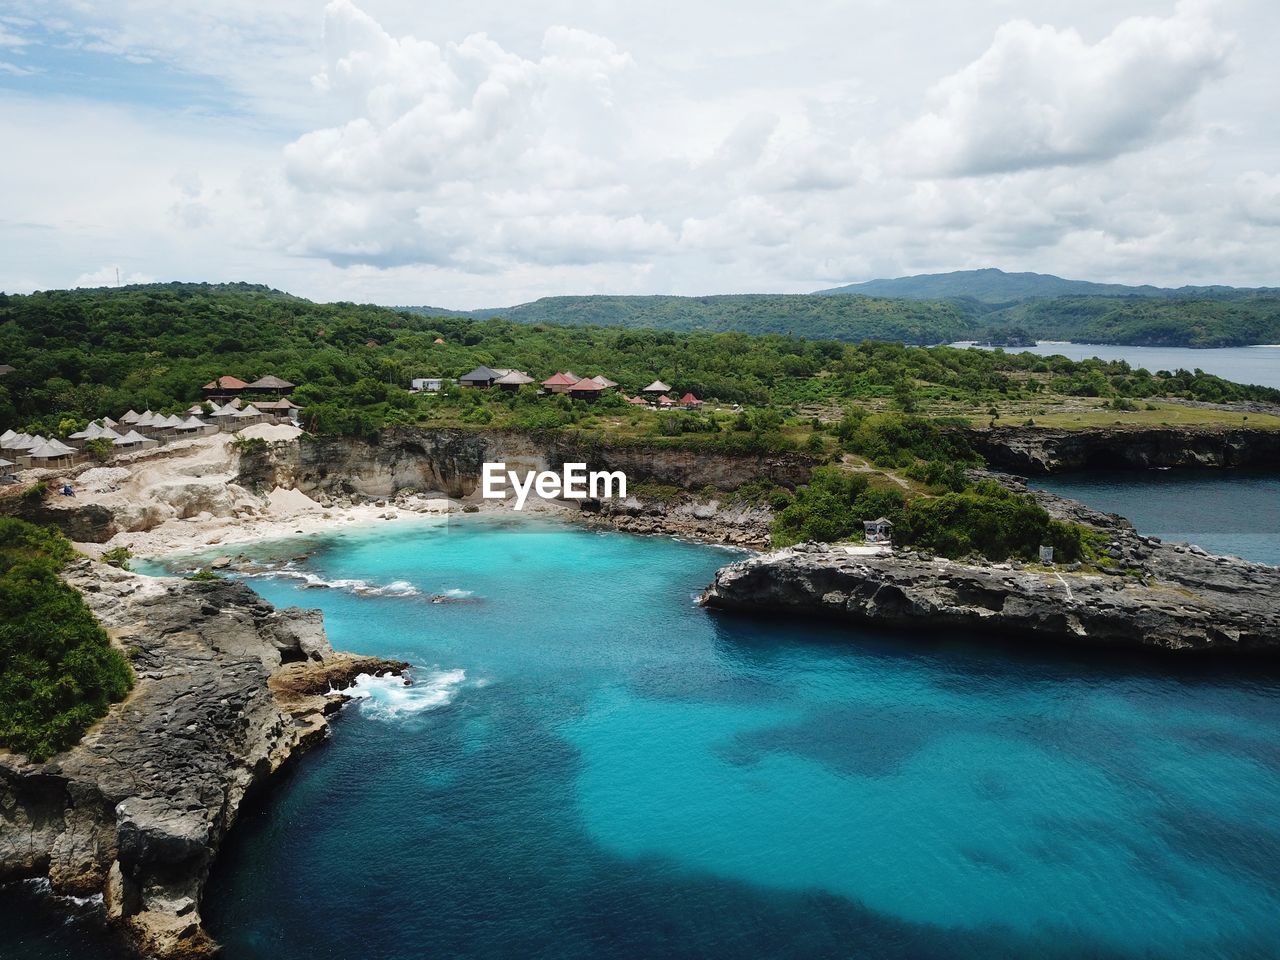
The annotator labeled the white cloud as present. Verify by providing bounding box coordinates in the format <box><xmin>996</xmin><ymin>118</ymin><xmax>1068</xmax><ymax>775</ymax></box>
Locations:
<box><xmin>892</xmin><ymin>3</ymin><xmax>1232</xmax><ymax>177</ymax></box>
<box><xmin>73</xmin><ymin>265</ymin><xmax>156</xmax><ymax>288</ymax></box>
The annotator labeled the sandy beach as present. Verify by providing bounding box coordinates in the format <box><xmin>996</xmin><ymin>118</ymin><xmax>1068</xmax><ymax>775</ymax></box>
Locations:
<box><xmin>34</xmin><ymin>424</ymin><xmax>568</xmax><ymax>561</ymax></box>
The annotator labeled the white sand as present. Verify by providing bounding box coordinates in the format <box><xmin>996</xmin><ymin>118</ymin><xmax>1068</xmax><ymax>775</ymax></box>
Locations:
<box><xmin>238</xmin><ymin>422</ymin><xmax>303</xmax><ymax>441</ymax></box>
<box><xmin>267</xmin><ymin>485</ymin><xmax>320</xmax><ymax>514</ymax></box>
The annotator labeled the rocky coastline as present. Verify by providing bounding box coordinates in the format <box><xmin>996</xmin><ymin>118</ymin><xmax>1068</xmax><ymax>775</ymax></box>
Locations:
<box><xmin>0</xmin><ymin>561</ymin><xmax>406</xmax><ymax>958</ymax></box>
<box><xmin>701</xmin><ymin>482</ymin><xmax>1280</xmax><ymax>653</ymax></box>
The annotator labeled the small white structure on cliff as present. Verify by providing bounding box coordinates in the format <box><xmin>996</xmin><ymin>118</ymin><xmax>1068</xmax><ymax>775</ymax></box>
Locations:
<box><xmin>863</xmin><ymin>517</ymin><xmax>893</xmax><ymax>544</ymax></box>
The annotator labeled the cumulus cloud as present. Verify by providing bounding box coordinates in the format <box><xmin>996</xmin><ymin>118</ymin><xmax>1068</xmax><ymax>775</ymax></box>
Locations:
<box><xmin>73</xmin><ymin>265</ymin><xmax>156</xmax><ymax>288</ymax></box>
<box><xmin>892</xmin><ymin>3</ymin><xmax>1232</xmax><ymax>177</ymax></box>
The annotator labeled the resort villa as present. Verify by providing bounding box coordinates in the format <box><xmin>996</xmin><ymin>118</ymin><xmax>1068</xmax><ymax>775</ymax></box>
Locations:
<box><xmin>451</xmin><ymin>367</ymin><xmax>703</xmax><ymax>409</ymax></box>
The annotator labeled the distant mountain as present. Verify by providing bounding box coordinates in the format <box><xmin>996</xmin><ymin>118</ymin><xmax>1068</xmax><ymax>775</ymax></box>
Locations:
<box><xmin>815</xmin><ymin>268</ymin><xmax>1263</xmax><ymax>304</ymax></box>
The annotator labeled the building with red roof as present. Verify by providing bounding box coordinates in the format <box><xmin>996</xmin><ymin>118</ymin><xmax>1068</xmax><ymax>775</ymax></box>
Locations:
<box><xmin>542</xmin><ymin>372</ymin><xmax>580</xmax><ymax>394</ymax></box>
<box><xmin>678</xmin><ymin>393</ymin><xmax>703</xmax><ymax>408</ymax></box>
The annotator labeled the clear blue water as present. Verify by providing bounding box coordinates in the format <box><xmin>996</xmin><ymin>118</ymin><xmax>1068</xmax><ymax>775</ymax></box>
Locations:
<box><xmin>5</xmin><ymin>510</ymin><xmax>1280</xmax><ymax>959</ymax></box>
<box><xmin>953</xmin><ymin>342</ymin><xmax>1280</xmax><ymax>390</ymax></box>
<box><xmin>1034</xmin><ymin>470</ymin><xmax>1280</xmax><ymax>567</ymax></box>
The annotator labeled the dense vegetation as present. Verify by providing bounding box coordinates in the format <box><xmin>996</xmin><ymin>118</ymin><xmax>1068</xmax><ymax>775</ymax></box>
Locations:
<box><xmin>0</xmin><ymin>518</ymin><xmax>133</xmax><ymax>761</ymax></box>
<box><xmin>3</xmin><ymin>283</ymin><xmax>1277</xmax><ymax>438</ymax></box>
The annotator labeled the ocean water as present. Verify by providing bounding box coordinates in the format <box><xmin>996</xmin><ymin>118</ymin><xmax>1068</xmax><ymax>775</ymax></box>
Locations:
<box><xmin>1034</xmin><ymin>470</ymin><xmax>1280</xmax><ymax>567</ymax></box>
<box><xmin>5</xmin><ymin>512</ymin><xmax>1280</xmax><ymax>959</ymax></box>
<box><xmin>953</xmin><ymin>342</ymin><xmax>1280</xmax><ymax>389</ymax></box>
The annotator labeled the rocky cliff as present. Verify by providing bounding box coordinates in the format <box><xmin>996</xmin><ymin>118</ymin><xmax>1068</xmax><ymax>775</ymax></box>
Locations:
<box><xmin>236</xmin><ymin>427</ymin><xmax>816</xmax><ymax>500</ymax></box>
<box><xmin>701</xmin><ymin>486</ymin><xmax>1280</xmax><ymax>654</ymax></box>
<box><xmin>0</xmin><ymin>562</ymin><xmax>405</xmax><ymax>958</ymax></box>
<box><xmin>959</xmin><ymin>425</ymin><xmax>1280</xmax><ymax>474</ymax></box>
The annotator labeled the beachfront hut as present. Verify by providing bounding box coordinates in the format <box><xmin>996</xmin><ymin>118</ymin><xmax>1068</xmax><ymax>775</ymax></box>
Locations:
<box><xmin>569</xmin><ymin>378</ymin><xmax>608</xmax><ymax>401</ymax></box>
<box><xmin>642</xmin><ymin>380</ymin><xmax>672</xmax><ymax>395</ymax></box>
<box><xmin>493</xmin><ymin>370</ymin><xmax>536</xmax><ymax>392</ymax></box>
<box><xmin>174</xmin><ymin>416</ymin><xmax>211</xmax><ymax>435</ymax></box>
<box><xmin>541</xmin><ymin>372</ymin><xmax>579</xmax><ymax>394</ymax></box>
<box><xmin>863</xmin><ymin>517</ymin><xmax>893</xmax><ymax>544</ymax></box>
<box><xmin>24</xmin><ymin>439</ymin><xmax>75</xmax><ymax>468</ymax></box>
<box><xmin>113</xmin><ymin>430</ymin><xmax>154</xmax><ymax>450</ymax></box>
<box><xmin>458</xmin><ymin>366</ymin><xmax>508</xmax><ymax>388</ymax></box>
<box><xmin>232</xmin><ymin>404</ymin><xmax>265</xmax><ymax>425</ymax></box>
<box><xmin>202</xmin><ymin>376</ymin><xmax>250</xmax><ymax>402</ymax></box>
<box><xmin>678</xmin><ymin>393</ymin><xmax>703</xmax><ymax>409</ymax></box>
<box><xmin>256</xmin><ymin>398</ymin><xmax>301</xmax><ymax>421</ymax></box>
<box><xmin>246</xmin><ymin>375</ymin><xmax>295</xmax><ymax>396</ymax></box>
<box><xmin>120</xmin><ymin>409</ymin><xmax>141</xmax><ymax>423</ymax></box>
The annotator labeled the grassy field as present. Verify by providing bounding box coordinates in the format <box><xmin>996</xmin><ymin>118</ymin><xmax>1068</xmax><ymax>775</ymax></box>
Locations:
<box><xmin>988</xmin><ymin>401</ymin><xmax>1280</xmax><ymax>430</ymax></box>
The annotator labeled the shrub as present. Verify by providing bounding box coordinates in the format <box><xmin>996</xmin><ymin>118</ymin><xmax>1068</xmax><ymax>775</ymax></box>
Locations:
<box><xmin>0</xmin><ymin>518</ymin><xmax>133</xmax><ymax>761</ymax></box>
<box><xmin>896</xmin><ymin>485</ymin><xmax>1091</xmax><ymax>562</ymax></box>
<box><xmin>101</xmin><ymin>546</ymin><xmax>132</xmax><ymax>570</ymax></box>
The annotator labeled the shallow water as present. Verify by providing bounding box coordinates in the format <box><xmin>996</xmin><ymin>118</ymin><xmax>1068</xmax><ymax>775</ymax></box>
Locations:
<box><xmin>1034</xmin><ymin>470</ymin><xmax>1280</xmax><ymax>566</ymax></box>
<box><xmin>953</xmin><ymin>341</ymin><xmax>1280</xmax><ymax>389</ymax></box>
<box><xmin>5</xmin><ymin>512</ymin><xmax>1280</xmax><ymax>959</ymax></box>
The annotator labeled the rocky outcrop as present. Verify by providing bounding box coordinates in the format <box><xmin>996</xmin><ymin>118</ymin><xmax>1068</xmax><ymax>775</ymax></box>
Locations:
<box><xmin>701</xmin><ymin>486</ymin><xmax>1280</xmax><ymax>653</ymax></box>
<box><xmin>578</xmin><ymin>493</ymin><xmax>773</xmax><ymax>547</ymax></box>
<box><xmin>0</xmin><ymin>492</ymin><xmax>118</xmax><ymax>542</ymax></box>
<box><xmin>237</xmin><ymin>428</ymin><xmax>816</xmax><ymax>500</ymax></box>
<box><xmin>959</xmin><ymin>425</ymin><xmax>1280</xmax><ymax>474</ymax></box>
<box><xmin>0</xmin><ymin>562</ymin><xmax>406</xmax><ymax>958</ymax></box>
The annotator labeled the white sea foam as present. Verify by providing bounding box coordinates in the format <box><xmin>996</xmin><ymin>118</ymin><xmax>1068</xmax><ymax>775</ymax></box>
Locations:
<box><xmin>258</xmin><ymin>568</ymin><xmax>420</xmax><ymax>597</ymax></box>
<box><xmin>345</xmin><ymin>668</ymin><xmax>467</xmax><ymax>719</ymax></box>
<box><xmin>441</xmin><ymin>587</ymin><xmax>473</xmax><ymax>598</ymax></box>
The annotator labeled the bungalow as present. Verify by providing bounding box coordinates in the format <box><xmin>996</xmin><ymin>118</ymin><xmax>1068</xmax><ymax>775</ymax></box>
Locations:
<box><xmin>120</xmin><ymin>409</ymin><xmax>141</xmax><ymax>423</ymax></box>
<box><xmin>23</xmin><ymin>439</ymin><xmax>76</xmax><ymax>468</ymax></box>
<box><xmin>863</xmin><ymin>517</ymin><xmax>893</xmax><ymax>544</ymax></box>
<box><xmin>569</xmin><ymin>378</ymin><xmax>608</xmax><ymax>401</ymax></box>
<box><xmin>113</xmin><ymin>430</ymin><xmax>156</xmax><ymax>450</ymax></box>
<box><xmin>541</xmin><ymin>372</ymin><xmax>579</xmax><ymax>394</ymax></box>
<box><xmin>459</xmin><ymin>365</ymin><xmax>509</xmax><ymax>388</ymax></box>
<box><xmin>642</xmin><ymin>380</ymin><xmax>672</xmax><ymax>395</ymax></box>
<box><xmin>678</xmin><ymin>393</ymin><xmax>703</xmax><ymax>409</ymax></box>
<box><xmin>245</xmin><ymin>375</ymin><xmax>295</xmax><ymax>396</ymax></box>
<box><xmin>175</xmin><ymin>416</ymin><xmax>214</xmax><ymax>435</ymax></box>
<box><xmin>627</xmin><ymin>395</ymin><xmax>649</xmax><ymax>406</ymax></box>
<box><xmin>256</xmin><ymin>398</ymin><xmax>302</xmax><ymax>421</ymax></box>
<box><xmin>493</xmin><ymin>370</ymin><xmax>536</xmax><ymax>392</ymax></box>
<box><xmin>591</xmin><ymin>376</ymin><xmax>619</xmax><ymax>389</ymax></box>
<box><xmin>656</xmin><ymin>395</ymin><xmax>676</xmax><ymax>408</ymax></box>
<box><xmin>410</xmin><ymin>377</ymin><xmax>446</xmax><ymax>393</ymax></box>
<box><xmin>202</xmin><ymin>375</ymin><xmax>250</xmax><ymax>402</ymax></box>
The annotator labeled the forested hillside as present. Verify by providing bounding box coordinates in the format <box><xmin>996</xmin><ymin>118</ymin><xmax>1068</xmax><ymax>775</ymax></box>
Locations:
<box><xmin>414</xmin><ymin>293</ymin><xmax>979</xmax><ymax>344</ymax></box>
<box><xmin>2</xmin><ymin>283</ymin><xmax>1276</xmax><ymax>438</ymax></box>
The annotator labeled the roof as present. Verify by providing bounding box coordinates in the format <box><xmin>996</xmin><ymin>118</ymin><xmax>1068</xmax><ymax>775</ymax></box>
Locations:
<box><xmin>234</xmin><ymin>404</ymin><xmax>263</xmax><ymax>417</ymax></box>
<box><xmin>656</xmin><ymin>394</ymin><xmax>675</xmax><ymax>405</ymax></box>
<box><xmin>121</xmin><ymin>409</ymin><xmax>140</xmax><ymax>422</ymax></box>
<box><xmin>678</xmin><ymin>393</ymin><xmax>702</xmax><ymax>404</ymax></box>
<box><xmin>865</xmin><ymin>516</ymin><xmax>894</xmax><ymax>526</ymax></box>
<box><xmin>256</xmin><ymin>398</ymin><xmax>301</xmax><ymax>410</ymax></box>
<box><xmin>0</xmin><ymin>364</ymin><xmax>13</xmax><ymax>375</ymax></box>
<box><xmin>569</xmin><ymin>378</ymin><xmax>607</xmax><ymax>392</ymax></box>
<box><xmin>542</xmin><ymin>372</ymin><xmax>579</xmax><ymax>387</ymax></box>
<box><xmin>114</xmin><ymin>430</ymin><xmax>149</xmax><ymax>445</ymax></box>
<box><xmin>178</xmin><ymin>416</ymin><xmax>208</xmax><ymax>429</ymax></box>
<box><xmin>0</xmin><ymin>458</ymin><xmax>11</xmax><ymax>468</ymax></box>
<box><xmin>248</xmin><ymin>375</ymin><xmax>295</xmax><ymax>389</ymax></box>
<box><xmin>459</xmin><ymin>365</ymin><xmax>504</xmax><ymax>381</ymax></box>
<box><xmin>591</xmin><ymin>376</ymin><xmax>619</xmax><ymax>388</ymax></box>
<box><xmin>0</xmin><ymin>430</ymin><xmax>15</xmax><ymax>443</ymax></box>
<box><xmin>643</xmin><ymin>380</ymin><xmax>671</xmax><ymax>393</ymax></box>
<box><xmin>203</xmin><ymin>376</ymin><xmax>249</xmax><ymax>390</ymax></box>
<box><xmin>27</xmin><ymin>439</ymin><xmax>74</xmax><ymax>458</ymax></box>
<box><xmin>493</xmin><ymin>370</ymin><xmax>535</xmax><ymax>386</ymax></box>
<box><xmin>628</xmin><ymin>396</ymin><xmax>649</xmax><ymax>405</ymax></box>
<box><xmin>433</xmin><ymin>337</ymin><xmax>445</xmax><ymax>344</ymax></box>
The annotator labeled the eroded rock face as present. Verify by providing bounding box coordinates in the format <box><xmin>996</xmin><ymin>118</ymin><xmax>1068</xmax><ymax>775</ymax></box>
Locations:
<box><xmin>700</xmin><ymin>489</ymin><xmax>1280</xmax><ymax>654</ymax></box>
<box><xmin>0</xmin><ymin>562</ymin><xmax>406</xmax><ymax>958</ymax></box>
<box><xmin>959</xmin><ymin>426</ymin><xmax>1280</xmax><ymax>474</ymax></box>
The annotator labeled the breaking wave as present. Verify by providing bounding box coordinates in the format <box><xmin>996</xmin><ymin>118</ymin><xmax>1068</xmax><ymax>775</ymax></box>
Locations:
<box><xmin>345</xmin><ymin>669</ymin><xmax>468</xmax><ymax>719</ymax></box>
<box><xmin>256</xmin><ymin>568</ymin><xmax>420</xmax><ymax>597</ymax></box>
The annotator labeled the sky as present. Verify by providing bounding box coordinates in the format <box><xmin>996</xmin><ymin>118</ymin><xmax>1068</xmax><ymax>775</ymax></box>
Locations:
<box><xmin>1</xmin><ymin>0</ymin><xmax>1277</xmax><ymax>307</ymax></box>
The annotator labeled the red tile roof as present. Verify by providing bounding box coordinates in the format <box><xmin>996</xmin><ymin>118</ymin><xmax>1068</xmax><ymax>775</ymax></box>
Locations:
<box><xmin>203</xmin><ymin>376</ymin><xmax>249</xmax><ymax>390</ymax></box>
<box><xmin>569</xmin><ymin>378</ymin><xmax>607</xmax><ymax>392</ymax></box>
<box><xmin>542</xmin><ymin>372</ymin><xmax>579</xmax><ymax>386</ymax></box>
<box><xmin>679</xmin><ymin>393</ymin><xmax>703</xmax><ymax>405</ymax></box>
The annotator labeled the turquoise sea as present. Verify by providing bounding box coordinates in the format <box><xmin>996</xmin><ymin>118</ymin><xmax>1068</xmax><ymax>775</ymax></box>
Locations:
<box><xmin>4</xmin><ymin>482</ymin><xmax>1280</xmax><ymax>959</ymax></box>
<box><xmin>953</xmin><ymin>342</ymin><xmax>1280</xmax><ymax>389</ymax></box>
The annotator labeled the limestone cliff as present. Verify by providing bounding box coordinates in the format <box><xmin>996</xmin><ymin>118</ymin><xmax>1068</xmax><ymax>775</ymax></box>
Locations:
<box><xmin>701</xmin><ymin>487</ymin><xmax>1280</xmax><ymax>654</ymax></box>
<box><xmin>0</xmin><ymin>562</ymin><xmax>405</xmax><ymax>958</ymax></box>
<box><xmin>959</xmin><ymin>425</ymin><xmax>1280</xmax><ymax>474</ymax></box>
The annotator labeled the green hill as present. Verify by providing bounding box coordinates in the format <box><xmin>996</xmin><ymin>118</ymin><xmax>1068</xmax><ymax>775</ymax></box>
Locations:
<box><xmin>815</xmin><ymin>267</ymin><xmax>1267</xmax><ymax>304</ymax></box>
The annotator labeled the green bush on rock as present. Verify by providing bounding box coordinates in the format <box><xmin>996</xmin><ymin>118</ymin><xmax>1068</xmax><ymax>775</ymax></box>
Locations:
<box><xmin>0</xmin><ymin>519</ymin><xmax>133</xmax><ymax>761</ymax></box>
